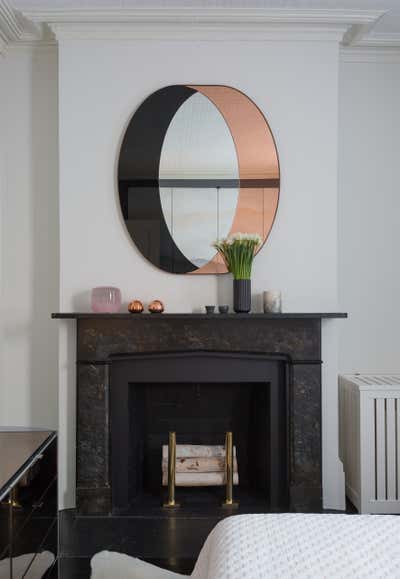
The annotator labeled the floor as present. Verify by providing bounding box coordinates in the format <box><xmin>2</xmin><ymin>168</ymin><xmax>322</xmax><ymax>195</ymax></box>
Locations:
<box><xmin>47</xmin><ymin>558</ymin><xmax>91</xmax><ymax>578</ymax></box>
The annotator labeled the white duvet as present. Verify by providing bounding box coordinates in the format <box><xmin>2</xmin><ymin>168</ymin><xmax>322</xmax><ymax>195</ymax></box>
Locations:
<box><xmin>91</xmin><ymin>513</ymin><xmax>400</xmax><ymax>579</ymax></box>
<box><xmin>191</xmin><ymin>513</ymin><xmax>400</xmax><ymax>578</ymax></box>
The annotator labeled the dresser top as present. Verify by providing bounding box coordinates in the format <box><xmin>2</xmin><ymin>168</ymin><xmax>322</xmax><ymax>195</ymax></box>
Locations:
<box><xmin>0</xmin><ymin>429</ymin><xmax>56</xmax><ymax>501</ymax></box>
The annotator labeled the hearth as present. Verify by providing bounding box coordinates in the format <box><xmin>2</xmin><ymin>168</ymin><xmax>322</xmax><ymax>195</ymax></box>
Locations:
<box><xmin>110</xmin><ymin>351</ymin><xmax>289</xmax><ymax>515</ymax></box>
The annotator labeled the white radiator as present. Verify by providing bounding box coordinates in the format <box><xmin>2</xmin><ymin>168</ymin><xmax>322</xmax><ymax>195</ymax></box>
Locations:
<box><xmin>339</xmin><ymin>374</ymin><xmax>400</xmax><ymax>514</ymax></box>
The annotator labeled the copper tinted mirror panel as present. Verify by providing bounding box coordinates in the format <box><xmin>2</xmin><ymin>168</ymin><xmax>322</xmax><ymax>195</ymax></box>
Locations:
<box><xmin>118</xmin><ymin>85</ymin><xmax>280</xmax><ymax>274</ymax></box>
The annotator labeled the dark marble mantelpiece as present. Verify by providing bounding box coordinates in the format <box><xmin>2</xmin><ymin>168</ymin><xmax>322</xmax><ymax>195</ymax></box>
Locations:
<box><xmin>54</xmin><ymin>312</ymin><xmax>346</xmax><ymax>518</ymax></box>
<box><xmin>53</xmin><ymin>312</ymin><xmax>347</xmax><ymax>320</ymax></box>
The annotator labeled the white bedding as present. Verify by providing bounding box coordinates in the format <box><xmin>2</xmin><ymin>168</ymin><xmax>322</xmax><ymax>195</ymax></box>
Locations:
<box><xmin>191</xmin><ymin>513</ymin><xmax>400</xmax><ymax>579</ymax></box>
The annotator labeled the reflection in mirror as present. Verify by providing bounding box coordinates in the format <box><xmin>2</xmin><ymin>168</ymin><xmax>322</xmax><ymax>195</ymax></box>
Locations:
<box><xmin>159</xmin><ymin>92</ymin><xmax>239</xmax><ymax>268</ymax></box>
<box><xmin>160</xmin><ymin>188</ymin><xmax>239</xmax><ymax>268</ymax></box>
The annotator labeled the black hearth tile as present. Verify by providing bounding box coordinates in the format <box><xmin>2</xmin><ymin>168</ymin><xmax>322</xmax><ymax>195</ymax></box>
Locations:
<box><xmin>43</xmin><ymin>559</ymin><xmax>58</xmax><ymax>578</ymax></box>
<box><xmin>58</xmin><ymin>557</ymin><xmax>91</xmax><ymax>579</ymax></box>
<box><xmin>118</xmin><ymin>516</ymin><xmax>216</xmax><ymax>559</ymax></box>
<box><xmin>123</xmin><ymin>488</ymin><xmax>271</xmax><ymax>517</ymax></box>
<box><xmin>61</xmin><ymin>511</ymin><xmax>216</xmax><ymax>560</ymax></box>
<box><xmin>152</xmin><ymin>558</ymin><xmax>195</xmax><ymax>574</ymax></box>
<box><xmin>60</xmin><ymin>512</ymin><xmax>121</xmax><ymax>557</ymax></box>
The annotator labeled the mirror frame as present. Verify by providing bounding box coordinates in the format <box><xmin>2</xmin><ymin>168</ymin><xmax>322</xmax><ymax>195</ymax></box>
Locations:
<box><xmin>117</xmin><ymin>85</ymin><xmax>280</xmax><ymax>274</ymax></box>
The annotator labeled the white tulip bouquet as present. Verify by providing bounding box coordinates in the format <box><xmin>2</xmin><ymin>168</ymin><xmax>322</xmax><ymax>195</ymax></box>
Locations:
<box><xmin>213</xmin><ymin>233</ymin><xmax>262</xmax><ymax>280</ymax></box>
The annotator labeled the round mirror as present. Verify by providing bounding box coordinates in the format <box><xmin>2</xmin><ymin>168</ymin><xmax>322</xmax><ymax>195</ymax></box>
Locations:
<box><xmin>118</xmin><ymin>85</ymin><xmax>280</xmax><ymax>274</ymax></box>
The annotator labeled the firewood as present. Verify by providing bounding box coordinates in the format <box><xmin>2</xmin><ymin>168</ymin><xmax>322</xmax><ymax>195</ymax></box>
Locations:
<box><xmin>162</xmin><ymin>444</ymin><xmax>237</xmax><ymax>459</ymax></box>
<box><xmin>162</xmin><ymin>456</ymin><xmax>238</xmax><ymax>473</ymax></box>
<box><xmin>161</xmin><ymin>444</ymin><xmax>239</xmax><ymax>487</ymax></box>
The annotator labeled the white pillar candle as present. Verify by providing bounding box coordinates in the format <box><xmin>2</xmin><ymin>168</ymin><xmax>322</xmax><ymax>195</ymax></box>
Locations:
<box><xmin>263</xmin><ymin>290</ymin><xmax>282</xmax><ymax>313</ymax></box>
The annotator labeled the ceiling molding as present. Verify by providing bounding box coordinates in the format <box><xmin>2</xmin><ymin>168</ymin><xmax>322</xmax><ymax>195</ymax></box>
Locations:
<box><xmin>342</xmin><ymin>22</ymin><xmax>376</xmax><ymax>47</ymax></box>
<box><xmin>356</xmin><ymin>33</ymin><xmax>400</xmax><ymax>49</ymax></box>
<box><xmin>0</xmin><ymin>0</ymin><xmax>54</xmax><ymax>54</ymax></box>
<box><xmin>4</xmin><ymin>5</ymin><xmax>399</xmax><ymax>51</ymax></box>
<box><xmin>18</xmin><ymin>7</ymin><xmax>385</xmax><ymax>44</ymax></box>
<box><xmin>341</xmin><ymin>31</ymin><xmax>400</xmax><ymax>63</ymax></box>
<box><xmin>341</xmin><ymin>46</ymin><xmax>400</xmax><ymax>64</ymax></box>
<box><xmin>0</xmin><ymin>0</ymin><xmax>23</xmax><ymax>54</ymax></box>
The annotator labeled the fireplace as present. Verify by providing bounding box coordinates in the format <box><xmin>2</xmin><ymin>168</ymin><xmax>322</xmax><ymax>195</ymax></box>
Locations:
<box><xmin>54</xmin><ymin>312</ymin><xmax>346</xmax><ymax>566</ymax></box>
<box><xmin>110</xmin><ymin>351</ymin><xmax>289</xmax><ymax>514</ymax></box>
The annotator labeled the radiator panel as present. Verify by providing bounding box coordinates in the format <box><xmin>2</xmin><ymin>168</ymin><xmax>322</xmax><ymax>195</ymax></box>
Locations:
<box><xmin>339</xmin><ymin>374</ymin><xmax>400</xmax><ymax>514</ymax></box>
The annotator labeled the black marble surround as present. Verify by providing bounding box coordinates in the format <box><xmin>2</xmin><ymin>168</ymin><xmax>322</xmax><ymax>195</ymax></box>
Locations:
<box><xmin>53</xmin><ymin>313</ymin><xmax>346</xmax><ymax>516</ymax></box>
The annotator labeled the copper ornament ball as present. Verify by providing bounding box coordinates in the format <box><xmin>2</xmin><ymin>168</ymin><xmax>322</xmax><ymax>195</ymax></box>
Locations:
<box><xmin>148</xmin><ymin>300</ymin><xmax>164</xmax><ymax>314</ymax></box>
<box><xmin>128</xmin><ymin>300</ymin><xmax>144</xmax><ymax>314</ymax></box>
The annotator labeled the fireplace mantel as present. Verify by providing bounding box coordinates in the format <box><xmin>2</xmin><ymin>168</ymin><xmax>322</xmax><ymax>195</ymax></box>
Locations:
<box><xmin>54</xmin><ymin>312</ymin><xmax>347</xmax><ymax>519</ymax></box>
<box><xmin>53</xmin><ymin>312</ymin><xmax>347</xmax><ymax>319</ymax></box>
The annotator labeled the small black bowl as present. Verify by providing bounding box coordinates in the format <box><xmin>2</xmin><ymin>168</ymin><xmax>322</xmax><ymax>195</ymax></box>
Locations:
<box><xmin>205</xmin><ymin>305</ymin><xmax>216</xmax><ymax>314</ymax></box>
<box><xmin>218</xmin><ymin>305</ymin><xmax>229</xmax><ymax>314</ymax></box>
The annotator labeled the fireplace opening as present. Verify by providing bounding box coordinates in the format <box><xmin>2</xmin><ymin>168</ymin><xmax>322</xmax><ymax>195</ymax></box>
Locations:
<box><xmin>131</xmin><ymin>382</ymin><xmax>270</xmax><ymax>504</ymax></box>
<box><xmin>110</xmin><ymin>352</ymin><xmax>289</xmax><ymax>515</ymax></box>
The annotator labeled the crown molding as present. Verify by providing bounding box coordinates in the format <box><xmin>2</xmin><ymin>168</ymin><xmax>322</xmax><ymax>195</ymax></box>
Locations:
<box><xmin>0</xmin><ymin>0</ymin><xmax>55</xmax><ymax>54</ymax></box>
<box><xmin>19</xmin><ymin>7</ymin><xmax>385</xmax><ymax>44</ymax></box>
<box><xmin>4</xmin><ymin>5</ymin><xmax>398</xmax><ymax>52</ymax></box>
<box><xmin>341</xmin><ymin>32</ymin><xmax>400</xmax><ymax>63</ymax></box>
<box><xmin>0</xmin><ymin>0</ymin><xmax>23</xmax><ymax>54</ymax></box>
<box><xmin>340</xmin><ymin>46</ymin><xmax>400</xmax><ymax>64</ymax></box>
<box><xmin>356</xmin><ymin>33</ymin><xmax>400</xmax><ymax>49</ymax></box>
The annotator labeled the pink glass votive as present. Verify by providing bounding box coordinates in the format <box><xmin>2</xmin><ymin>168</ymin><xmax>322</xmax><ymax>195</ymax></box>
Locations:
<box><xmin>91</xmin><ymin>286</ymin><xmax>122</xmax><ymax>313</ymax></box>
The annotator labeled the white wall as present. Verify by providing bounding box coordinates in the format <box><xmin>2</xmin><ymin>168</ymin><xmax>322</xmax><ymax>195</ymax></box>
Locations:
<box><xmin>338</xmin><ymin>55</ymin><xmax>400</xmax><ymax>374</ymax></box>
<box><xmin>0</xmin><ymin>46</ymin><xmax>59</xmax><ymax>429</ymax></box>
<box><xmin>57</xmin><ymin>38</ymin><xmax>344</xmax><ymax>510</ymax></box>
<box><xmin>59</xmin><ymin>40</ymin><xmax>340</xmax><ymax>316</ymax></box>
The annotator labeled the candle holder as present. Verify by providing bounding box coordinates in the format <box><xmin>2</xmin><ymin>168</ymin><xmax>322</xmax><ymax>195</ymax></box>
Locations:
<box><xmin>91</xmin><ymin>286</ymin><xmax>121</xmax><ymax>313</ymax></box>
<box><xmin>263</xmin><ymin>290</ymin><xmax>282</xmax><ymax>313</ymax></box>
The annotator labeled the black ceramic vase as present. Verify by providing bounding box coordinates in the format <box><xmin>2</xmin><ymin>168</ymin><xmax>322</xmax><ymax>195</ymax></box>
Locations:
<box><xmin>233</xmin><ymin>279</ymin><xmax>251</xmax><ymax>313</ymax></box>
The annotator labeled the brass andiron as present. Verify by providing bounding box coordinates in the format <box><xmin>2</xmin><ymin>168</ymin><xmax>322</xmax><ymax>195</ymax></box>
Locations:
<box><xmin>222</xmin><ymin>431</ymin><xmax>239</xmax><ymax>508</ymax></box>
<box><xmin>163</xmin><ymin>431</ymin><xmax>180</xmax><ymax>508</ymax></box>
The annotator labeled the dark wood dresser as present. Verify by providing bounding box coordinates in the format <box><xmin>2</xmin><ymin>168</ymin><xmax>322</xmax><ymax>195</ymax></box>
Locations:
<box><xmin>0</xmin><ymin>429</ymin><xmax>57</xmax><ymax>578</ymax></box>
